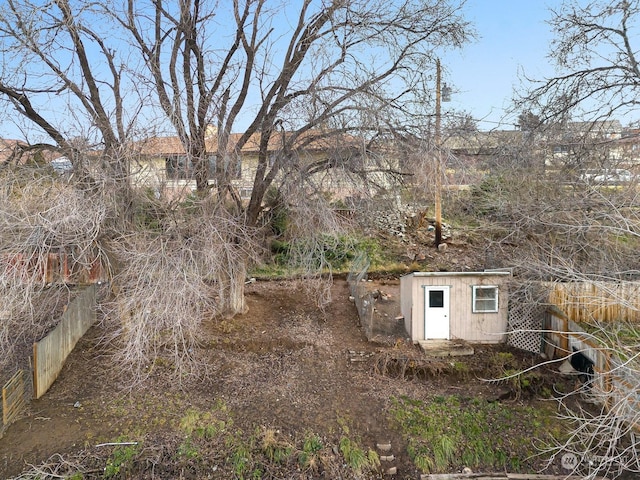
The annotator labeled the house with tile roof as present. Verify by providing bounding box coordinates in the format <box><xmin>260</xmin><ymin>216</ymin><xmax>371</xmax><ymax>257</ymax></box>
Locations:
<box><xmin>129</xmin><ymin>129</ymin><xmax>394</xmax><ymax>201</ymax></box>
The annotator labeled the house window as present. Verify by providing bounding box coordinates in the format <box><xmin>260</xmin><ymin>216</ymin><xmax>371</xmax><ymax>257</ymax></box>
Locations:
<box><xmin>210</xmin><ymin>154</ymin><xmax>242</xmax><ymax>178</ymax></box>
<box><xmin>239</xmin><ymin>187</ymin><xmax>253</xmax><ymax>200</ymax></box>
<box><xmin>165</xmin><ymin>155</ymin><xmax>218</xmax><ymax>180</ymax></box>
<box><xmin>553</xmin><ymin>145</ymin><xmax>570</xmax><ymax>154</ymax></box>
<box><xmin>165</xmin><ymin>155</ymin><xmax>188</xmax><ymax>179</ymax></box>
<box><xmin>472</xmin><ymin>286</ymin><xmax>498</xmax><ymax>313</ymax></box>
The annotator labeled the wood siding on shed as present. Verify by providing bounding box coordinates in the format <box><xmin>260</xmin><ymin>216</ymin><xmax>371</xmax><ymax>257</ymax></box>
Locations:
<box><xmin>400</xmin><ymin>275</ymin><xmax>414</xmax><ymax>336</ymax></box>
<box><xmin>401</xmin><ymin>273</ymin><xmax>510</xmax><ymax>343</ymax></box>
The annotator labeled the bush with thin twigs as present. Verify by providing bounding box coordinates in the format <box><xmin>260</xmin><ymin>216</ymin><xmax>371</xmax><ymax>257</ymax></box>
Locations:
<box><xmin>0</xmin><ymin>166</ymin><xmax>109</xmax><ymax>375</ymax></box>
<box><xmin>102</xmin><ymin>197</ymin><xmax>261</xmax><ymax>384</ymax></box>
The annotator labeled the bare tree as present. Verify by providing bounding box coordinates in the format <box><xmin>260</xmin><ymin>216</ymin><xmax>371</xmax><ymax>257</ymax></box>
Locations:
<box><xmin>450</xmin><ymin>140</ymin><xmax>640</xmax><ymax>478</ymax></box>
<box><xmin>0</xmin><ymin>0</ymin><xmax>474</xmax><ymax>379</ymax></box>
<box><xmin>476</xmin><ymin>0</ymin><xmax>640</xmax><ymax>457</ymax></box>
<box><xmin>517</xmin><ymin>0</ymin><xmax>640</xmax><ymax>124</ymax></box>
<box><xmin>505</xmin><ymin>0</ymin><xmax>640</xmax><ymax>276</ymax></box>
<box><xmin>0</xmin><ymin>0</ymin><xmax>150</xmax><ymax>251</ymax></box>
<box><xmin>111</xmin><ymin>0</ymin><xmax>474</xmax><ymax>318</ymax></box>
<box><xmin>0</xmin><ymin>164</ymin><xmax>109</xmax><ymax>376</ymax></box>
<box><xmin>103</xmin><ymin>197</ymin><xmax>261</xmax><ymax>383</ymax></box>
<box><xmin>113</xmin><ymin>0</ymin><xmax>473</xmax><ymax>211</ymax></box>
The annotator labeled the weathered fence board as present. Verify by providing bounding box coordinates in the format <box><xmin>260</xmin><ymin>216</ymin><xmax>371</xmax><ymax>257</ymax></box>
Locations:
<box><xmin>420</xmin><ymin>473</ymin><xmax>607</xmax><ymax>480</ymax></box>
<box><xmin>2</xmin><ymin>370</ymin><xmax>27</xmax><ymax>429</ymax></box>
<box><xmin>549</xmin><ymin>281</ymin><xmax>640</xmax><ymax>323</ymax></box>
<box><xmin>1</xmin><ymin>251</ymin><xmax>106</xmax><ymax>285</ymax></box>
<box><xmin>347</xmin><ymin>253</ymin><xmax>374</xmax><ymax>338</ymax></box>
<box><xmin>33</xmin><ymin>285</ymin><xmax>97</xmax><ymax>399</ymax></box>
<box><xmin>421</xmin><ymin>475</ymin><xmax>608</xmax><ymax>480</ymax></box>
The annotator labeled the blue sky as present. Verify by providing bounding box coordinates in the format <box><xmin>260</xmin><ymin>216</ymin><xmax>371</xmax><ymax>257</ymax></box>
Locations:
<box><xmin>0</xmin><ymin>1</ymin><xmax>563</xmax><ymax>140</ymax></box>
<box><xmin>442</xmin><ymin>0</ymin><xmax>559</xmax><ymax>130</ymax></box>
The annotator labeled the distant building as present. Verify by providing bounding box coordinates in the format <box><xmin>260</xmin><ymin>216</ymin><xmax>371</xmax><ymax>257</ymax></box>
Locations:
<box><xmin>51</xmin><ymin>156</ymin><xmax>73</xmax><ymax>174</ymax></box>
<box><xmin>129</xmin><ymin>130</ymin><xmax>392</xmax><ymax>201</ymax></box>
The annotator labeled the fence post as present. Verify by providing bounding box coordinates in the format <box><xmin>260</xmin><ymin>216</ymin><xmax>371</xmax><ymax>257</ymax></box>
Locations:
<box><xmin>32</xmin><ymin>342</ymin><xmax>39</xmax><ymax>400</ymax></box>
<box><xmin>560</xmin><ymin>315</ymin><xmax>569</xmax><ymax>355</ymax></box>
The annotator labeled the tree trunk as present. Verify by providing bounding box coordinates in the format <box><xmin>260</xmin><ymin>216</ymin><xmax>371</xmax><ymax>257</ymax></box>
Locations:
<box><xmin>195</xmin><ymin>160</ymin><xmax>209</xmax><ymax>193</ymax></box>
<box><xmin>219</xmin><ymin>254</ymin><xmax>248</xmax><ymax>316</ymax></box>
<box><xmin>227</xmin><ymin>264</ymin><xmax>248</xmax><ymax>315</ymax></box>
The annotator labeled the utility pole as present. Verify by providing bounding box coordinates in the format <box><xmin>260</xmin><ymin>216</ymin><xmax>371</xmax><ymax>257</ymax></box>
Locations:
<box><xmin>434</xmin><ymin>59</ymin><xmax>443</xmax><ymax>247</ymax></box>
<box><xmin>434</xmin><ymin>59</ymin><xmax>451</xmax><ymax>248</ymax></box>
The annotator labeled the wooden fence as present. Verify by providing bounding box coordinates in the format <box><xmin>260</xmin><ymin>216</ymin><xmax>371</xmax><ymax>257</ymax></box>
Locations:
<box><xmin>549</xmin><ymin>281</ymin><xmax>640</xmax><ymax>324</ymax></box>
<box><xmin>1</xmin><ymin>250</ymin><xmax>107</xmax><ymax>285</ymax></box>
<box><xmin>33</xmin><ymin>285</ymin><xmax>97</xmax><ymax>399</ymax></box>
<box><xmin>1</xmin><ymin>370</ymin><xmax>28</xmax><ymax>438</ymax></box>
<box><xmin>544</xmin><ymin>307</ymin><xmax>640</xmax><ymax>431</ymax></box>
<box><xmin>347</xmin><ymin>253</ymin><xmax>375</xmax><ymax>339</ymax></box>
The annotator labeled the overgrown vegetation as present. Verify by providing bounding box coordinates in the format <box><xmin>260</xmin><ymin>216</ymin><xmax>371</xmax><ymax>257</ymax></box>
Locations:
<box><xmin>391</xmin><ymin>395</ymin><xmax>563</xmax><ymax>474</ymax></box>
<box><xmin>262</xmin><ymin>234</ymin><xmax>386</xmax><ymax>274</ymax></box>
<box><xmin>146</xmin><ymin>401</ymin><xmax>384</xmax><ymax>479</ymax></box>
<box><xmin>337</xmin><ymin>420</ymin><xmax>381</xmax><ymax>476</ymax></box>
<box><xmin>4</xmin><ymin>0</ymin><xmax>640</xmax><ymax>479</ymax></box>
<box><xmin>103</xmin><ymin>440</ymin><xmax>141</xmax><ymax>479</ymax></box>
<box><xmin>488</xmin><ymin>351</ymin><xmax>551</xmax><ymax>400</ymax></box>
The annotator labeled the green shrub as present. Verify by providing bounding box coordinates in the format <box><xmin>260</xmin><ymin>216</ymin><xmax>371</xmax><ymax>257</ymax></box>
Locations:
<box><xmin>260</xmin><ymin>427</ymin><xmax>293</xmax><ymax>464</ymax></box>
<box><xmin>179</xmin><ymin>408</ymin><xmax>229</xmax><ymax>439</ymax></box>
<box><xmin>467</xmin><ymin>175</ymin><xmax>508</xmax><ymax>217</ymax></box>
<box><xmin>103</xmin><ymin>441</ymin><xmax>141</xmax><ymax>479</ymax></box>
<box><xmin>339</xmin><ymin>436</ymin><xmax>380</xmax><ymax>474</ymax></box>
<box><xmin>177</xmin><ymin>438</ymin><xmax>200</xmax><ymax>460</ymax></box>
<box><xmin>298</xmin><ymin>434</ymin><xmax>323</xmax><ymax>470</ymax></box>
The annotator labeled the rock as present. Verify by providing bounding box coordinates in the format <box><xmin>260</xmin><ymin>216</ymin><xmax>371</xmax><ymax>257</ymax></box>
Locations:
<box><xmin>385</xmin><ymin>466</ymin><xmax>397</xmax><ymax>475</ymax></box>
<box><xmin>376</xmin><ymin>442</ymin><xmax>392</xmax><ymax>452</ymax></box>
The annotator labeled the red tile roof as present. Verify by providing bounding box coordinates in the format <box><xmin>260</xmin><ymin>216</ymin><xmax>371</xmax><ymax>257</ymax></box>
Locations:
<box><xmin>133</xmin><ymin>130</ymin><xmax>362</xmax><ymax>156</ymax></box>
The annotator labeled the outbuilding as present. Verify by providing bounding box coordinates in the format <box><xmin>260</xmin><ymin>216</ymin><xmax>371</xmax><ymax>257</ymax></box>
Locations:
<box><xmin>400</xmin><ymin>271</ymin><xmax>512</xmax><ymax>344</ymax></box>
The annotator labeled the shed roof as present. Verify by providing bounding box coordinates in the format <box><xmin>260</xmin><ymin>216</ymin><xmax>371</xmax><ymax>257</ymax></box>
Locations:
<box><xmin>401</xmin><ymin>271</ymin><xmax>512</xmax><ymax>280</ymax></box>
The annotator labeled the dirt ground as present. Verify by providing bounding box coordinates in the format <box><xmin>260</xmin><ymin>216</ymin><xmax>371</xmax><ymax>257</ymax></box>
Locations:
<box><xmin>0</xmin><ymin>277</ymin><xmax>568</xmax><ymax>479</ymax></box>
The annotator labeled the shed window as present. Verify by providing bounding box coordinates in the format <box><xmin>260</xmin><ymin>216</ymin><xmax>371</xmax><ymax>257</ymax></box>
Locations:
<box><xmin>472</xmin><ymin>286</ymin><xmax>498</xmax><ymax>313</ymax></box>
<box><xmin>429</xmin><ymin>290</ymin><xmax>444</xmax><ymax>308</ymax></box>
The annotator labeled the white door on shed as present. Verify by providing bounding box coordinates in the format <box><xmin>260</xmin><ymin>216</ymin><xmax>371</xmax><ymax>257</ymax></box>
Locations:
<box><xmin>423</xmin><ymin>286</ymin><xmax>450</xmax><ymax>339</ymax></box>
